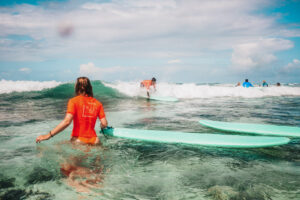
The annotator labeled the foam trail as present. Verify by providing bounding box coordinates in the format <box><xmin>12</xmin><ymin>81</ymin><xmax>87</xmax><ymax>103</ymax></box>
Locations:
<box><xmin>105</xmin><ymin>81</ymin><xmax>300</xmax><ymax>98</ymax></box>
<box><xmin>0</xmin><ymin>80</ymin><xmax>62</xmax><ymax>94</ymax></box>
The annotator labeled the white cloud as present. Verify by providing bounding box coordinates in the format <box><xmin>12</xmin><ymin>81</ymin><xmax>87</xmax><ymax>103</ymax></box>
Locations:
<box><xmin>80</xmin><ymin>62</ymin><xmax>129</xmax><ymax>79</ymax></box>
<box><xmin>231</xmin><ymin>38</ymin><xmax>293</xmax><ymax>71</ymax></box>
<box><xmin>80</xmin><ymin>62</ymin><xmax>99</xmax><ymax>75</ymax></box>
<box><xmin>79</xmin><ymin>62</ymin><xmax>198</xmax><ymax>82</ymax></box>
<box><xmin>0</xmin><ymin>0</ymin><xmax>299</xmax><ymax>82</ymax></box>
<box><xmin>282</xmin><ymin>59</ymin><xmax>300</xmax><ymax>73</ymax></box>
<box><xmin>19</xmin><ymin>67</ymin><xmax>31</xmax><ymax>72</ymax></box>
<box><xmin>167</xmin><ymin>59</ymin><xmax>181</xmax><ymax>64</ymax></box>
<box><xmin>0</xmin><ymin>0</ymin><xmax>296</xmax><ymax>62</ymax></box>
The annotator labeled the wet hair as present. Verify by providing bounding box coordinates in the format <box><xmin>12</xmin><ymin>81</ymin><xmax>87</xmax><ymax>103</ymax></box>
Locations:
<box><xmin>152</xmin><ymin>77</ymin><xmax>156</xmax><ymax>82</ymax></box>
<box><xmin>245</xmin><ymin>79</ymin><xmax>249</xmax><ymax>82</ymax></box>
<box><xmin>75</xmin><ymin>77</ymin><xmax>93</xmax><ymax>97</ymax></box>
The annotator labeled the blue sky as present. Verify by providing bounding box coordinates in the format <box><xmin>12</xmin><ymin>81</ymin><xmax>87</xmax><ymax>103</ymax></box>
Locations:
<box><xmin>0</xmin><ymin>0</ymin><xmax>299</xmax><ymax>83</ymax></box>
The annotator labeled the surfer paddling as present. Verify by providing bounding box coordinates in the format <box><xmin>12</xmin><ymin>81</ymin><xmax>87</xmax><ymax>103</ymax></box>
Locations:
<box><xmin>140</xmin><ymin>77</ymin><xmax>156</xmax><ymax>98</ymax></box>
<box><xmin>36</xmin><ymin>77</ymin><xmax>108</xmax><ymax>145</ymax></box>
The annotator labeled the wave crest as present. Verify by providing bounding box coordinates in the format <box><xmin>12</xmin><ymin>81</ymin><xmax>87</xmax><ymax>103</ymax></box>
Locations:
<box><xmin>0</xmin><ymin>79</ymin><xmax>62</xmax><ymax>94</ymax></box>
<box><xmin>105</xmin><ymin>82</ymin><xmax>300</xmax><ymax>98</ymax></box>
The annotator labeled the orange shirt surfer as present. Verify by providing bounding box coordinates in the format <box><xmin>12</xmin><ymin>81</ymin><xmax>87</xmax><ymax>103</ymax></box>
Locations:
<box><xmin>140</xmin><ymin>77</ymin><xmax>156</xmax><ymax>98</ymax></box>
<box><xmin>36</xmin><ymin>77</ymin><xmax>108</xmax><ymax>145</ymax></box>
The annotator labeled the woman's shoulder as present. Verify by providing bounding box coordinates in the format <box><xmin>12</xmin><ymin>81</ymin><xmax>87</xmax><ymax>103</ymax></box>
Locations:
<box><xmin>70</xmin><ymin>96</ymin><xmax>103</xmax><ymax>105</ymax></box>
<box><xmin>87</xmin><ymin>97</ymin><xmax>102</xmax><ymax>105</ymax></box>
<box><xmin>69</xmin><ymin>95</ymin><xmax>90</xmax><ymax>104</ymax></box>
<box><xmin>69</xmin><ymin>95</ymin><xmax>82</xmax><ymax>101</ymax></box>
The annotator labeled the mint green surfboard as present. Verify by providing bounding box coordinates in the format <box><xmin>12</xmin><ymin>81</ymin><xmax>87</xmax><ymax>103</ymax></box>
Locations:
<box><xmin>101</xmin><ymin>127</ymin><xmax>290</xmax><ymax>148</ymax></box>
<box><xmin>148</xmin><ymin>96</ymin><xmax>178</xmax><ymax>102</ymax></box>
<box><xmin>199</xmin><ymin>120</ymin><xmax>300</xmax><ymax>137</ymax></box>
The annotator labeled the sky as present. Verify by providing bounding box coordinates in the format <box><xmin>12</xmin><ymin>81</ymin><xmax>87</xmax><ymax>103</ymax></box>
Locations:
<box><xmin>0</xmin><ymin>0</ymin><xmax>299</xmax><ymax>83</ymax></box>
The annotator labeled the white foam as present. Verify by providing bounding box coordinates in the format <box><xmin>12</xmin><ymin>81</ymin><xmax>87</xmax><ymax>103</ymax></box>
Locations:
<box><xmin>0</xmin><ymin>79</ymin><xmax>62</xmax><ymax>94</ymax></box>
<box><xmin>104</xmin><ymin>81</ymin><xmax>300</xmax><ymax>99</ymax></box>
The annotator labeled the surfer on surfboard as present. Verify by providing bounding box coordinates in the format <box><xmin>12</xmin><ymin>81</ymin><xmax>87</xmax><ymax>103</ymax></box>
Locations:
<box><xmin>140</xmin><ymin>77</ymin><xmax>156</xmax><ymax>98</ymax></box>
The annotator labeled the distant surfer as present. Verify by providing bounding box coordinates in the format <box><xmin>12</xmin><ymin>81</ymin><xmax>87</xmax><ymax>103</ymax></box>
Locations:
<box><xmin>36</xmin><ymin>77</ymin><xmax>108</xmax><ymax>145</ymax></box>
<box><xmin>242</xmin><ymin>79</ymin><xmax>253</xmax><ymax>88</ymax></box>
<box><xmin>262</xmin><ymin>80</ymin><xmax>268</xmax><ymax>87</ymax></box>
<box><xmin>235</xmin><ymin>82</ymin><xmax>241</xmax><ymax>87</ymax></box>
<box><xmin>140</xmin><ymin>77</ymin><xmax>156</xmax><ymax>98</ymax></box>
<box><xmin>276</xmin><ymin>82</ymin><xmax>281</xmax><ymax>86</ymax></box>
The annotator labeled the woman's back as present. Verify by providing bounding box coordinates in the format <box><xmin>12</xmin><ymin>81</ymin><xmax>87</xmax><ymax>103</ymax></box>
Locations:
<box><xmin>67</xmin><ymin>95</ymin><xmax>105</xmax><ymax>138</ymax></box>
<box><xmin>36</xmin><ymin>76</ymin><xmax>108</xmax><ymax>145</ymax></box>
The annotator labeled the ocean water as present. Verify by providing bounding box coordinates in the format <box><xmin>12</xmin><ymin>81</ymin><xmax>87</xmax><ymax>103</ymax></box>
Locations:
<box><xmin>0</xmin><ymin>80</ymin><xmax>299</xmax><ymax>200</ymax></box>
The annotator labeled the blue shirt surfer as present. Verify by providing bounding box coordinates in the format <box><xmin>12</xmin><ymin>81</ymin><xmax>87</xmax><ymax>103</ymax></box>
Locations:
<box><xmin>262</xmin><ymin>80</ymin><xmax>268</xmax><ymax>87</ymax></box>
<box><xmin>242</xmin><ymin>79</ymin><xmax>253</xmax><ymax>88</ymax></box>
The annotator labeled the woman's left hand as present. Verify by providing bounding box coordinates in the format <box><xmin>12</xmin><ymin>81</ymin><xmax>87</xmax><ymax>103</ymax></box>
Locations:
<box><xmin>36</xmin><ymin>134</ymin><xmax>51</xmax><ymax>143</ymax></box>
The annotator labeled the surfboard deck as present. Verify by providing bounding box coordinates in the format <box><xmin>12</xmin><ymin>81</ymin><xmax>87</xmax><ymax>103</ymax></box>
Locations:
<box><xmin>101</xmin><ymin>127</ymin><xmax>290</xmax><ymax>148</ymax></box>
<box><xmin>199</xmin><ymin>120</ymin><xmax>300</xmax><ymax>137</ymax></box>
<box><xmin>147</xmin><ymin>96</ymin><xmax>178</xmax><ymax>102</ymax></box>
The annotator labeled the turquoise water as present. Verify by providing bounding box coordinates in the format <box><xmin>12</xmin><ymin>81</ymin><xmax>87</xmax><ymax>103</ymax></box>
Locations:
<box><xmin>0</xmin><ymin>81</ymin><xmax>299</xmax><ymax>200</ymax></box>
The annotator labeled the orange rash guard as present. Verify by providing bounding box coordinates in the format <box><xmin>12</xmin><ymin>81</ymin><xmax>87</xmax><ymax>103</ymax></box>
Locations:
<box><xmin>67</xmin><ymin>96</ymin><xmax>105</xmax><ymax>142</ymax></box>
<box><xmin>141</xmin><ymin>80</ymin><xmax>153</xmax><ymax>89</ymax></box>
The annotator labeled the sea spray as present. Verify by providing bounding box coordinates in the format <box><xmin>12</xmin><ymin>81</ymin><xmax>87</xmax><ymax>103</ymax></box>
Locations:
<box><xmin>0</xmin><ymin>80</ymin><xmax>62</xmax><ymax>94</ymax></box>
<box><xmin>2</xmin><ymin>80</ymin><xmax>300</xmax><ymax>98</ymax></box>
<box><xmin>105</xmin><ymin>81</ymin><xmax>300</xmax><ymax>98</ymax></box>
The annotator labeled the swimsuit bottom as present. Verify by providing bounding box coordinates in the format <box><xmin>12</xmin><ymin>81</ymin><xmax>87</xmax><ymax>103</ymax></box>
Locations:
<box><xmin>71</xmin><ymin>137</ymin><xmax>99</xmax><ymax>145</ymax></box>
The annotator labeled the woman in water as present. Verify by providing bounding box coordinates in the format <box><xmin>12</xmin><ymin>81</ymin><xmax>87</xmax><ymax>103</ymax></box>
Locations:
<box><xmin>35</xmin><ymin>77</ymin><xmax>108</xmax><ymax>193</ymax></box>
<box><xmin>36</xmin><ymin>77</ymin><xmax>108</xmax><ymax>145</ymax></box>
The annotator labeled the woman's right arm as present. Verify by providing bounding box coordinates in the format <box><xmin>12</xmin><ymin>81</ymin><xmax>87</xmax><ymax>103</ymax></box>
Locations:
<box><xmin>100</xmin><ymin>118</ymin><xmax>108</xmax><ymax>129</ymax></box>
<box><xmin>36</xmin><ymin>113</ymin><xmax>73</xmax><ymax>143</ymax></box>
<box><xmin>99</xmin><ymin>103</ymin><xmax>107</xmax><ymax>129</ymax></box>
